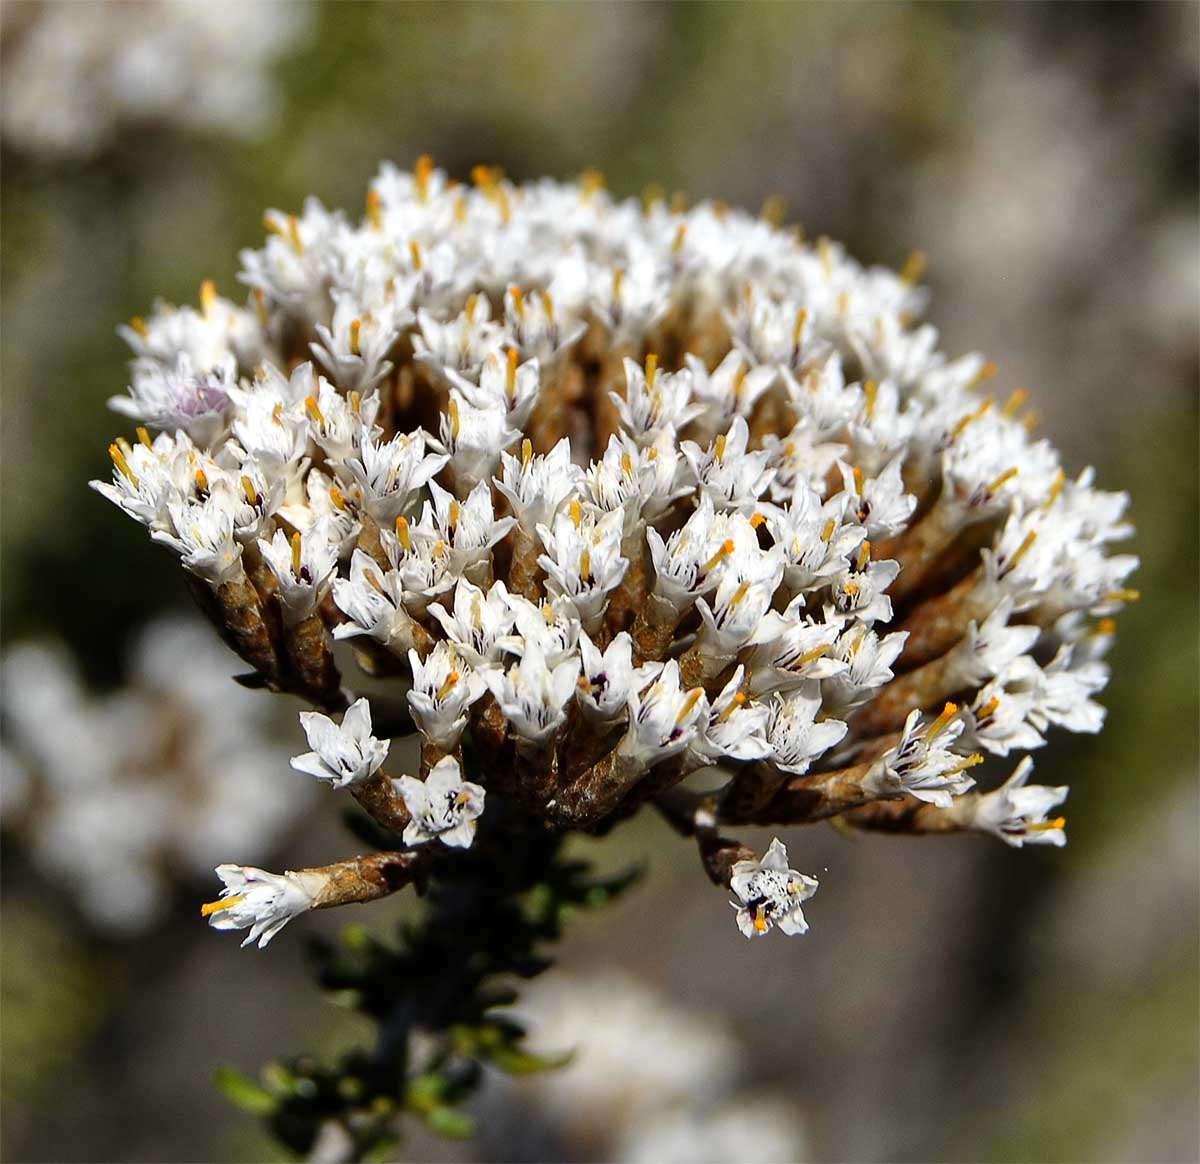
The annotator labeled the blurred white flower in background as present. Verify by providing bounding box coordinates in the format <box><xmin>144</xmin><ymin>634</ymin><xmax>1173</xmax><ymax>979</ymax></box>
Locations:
<box><xmin>0</xmin><ymin>0</ymin><xmax>314</xmax><ymax>158</ymax></box>
<box><xmin>0</xmin><ymin>616</ymin><xmax>313</xmax><ymax>936</ymax></box>
<box><xmin>492</xmin><ymin>970</ymin><xmax>810</xmax><ymax>1163</ymax></box>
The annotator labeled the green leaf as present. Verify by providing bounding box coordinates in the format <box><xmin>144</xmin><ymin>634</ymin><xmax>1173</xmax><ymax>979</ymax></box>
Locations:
<box><xmin>487</xmin><ymin>1045</ymin><xmax>574</xmax><ymax>1076</ymax></box>
<box><xmin>422</xmin><ymin>1105</ymin><xmax>477</xmax><ymax>1139</ymax></box>
<box><xmin>214</xmin><ymin>1065</ymin><xmax>276</xmax><ymax>1115</ymax></box>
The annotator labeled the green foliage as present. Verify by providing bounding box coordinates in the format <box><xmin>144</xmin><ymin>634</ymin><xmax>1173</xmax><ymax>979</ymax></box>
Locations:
<box><xmin>220</xmin><ymin>798</ymin><xmax>641</xmax><ymax>1161</ymax></box>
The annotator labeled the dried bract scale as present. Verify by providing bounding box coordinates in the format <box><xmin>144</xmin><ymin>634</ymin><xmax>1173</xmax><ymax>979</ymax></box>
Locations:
<box><xmin>89</xmin><ymin>159</ymin><xmax>1135</xmax><ymax>946</ymax></box>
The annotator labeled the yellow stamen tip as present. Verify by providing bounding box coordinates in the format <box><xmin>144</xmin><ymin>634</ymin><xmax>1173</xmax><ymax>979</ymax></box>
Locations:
<box><xmin>349</xmin><ymin>319</ymin><xmax>362</xmax><ymax>356</ymax></box>
<box><xmin>129</xmin><ymin>315</ymin><xmax>148</xmax><ymax>338</ymax></box>
<box><xmin>199</xmin><ymin>279</ymin><xmax>217</xmax><ymax>316</ymax></box>
<box><xmin>644</xmin><ymin>353</ymin><xmax>658</xmax><ymax>388</ymax></box>
<box><xmin>135</xmin><ymin>426</ymin><xmax>153</xmax><ymax>449</ymax></box>
<box><xmin>366</xmin><ymin>188</ymin><xmax>383</xmax><ymax>230</ymax></box>
<box><xmin>201</xmin><ymin>894</ymin><xmax>243</xmax><ymax>917</ymax></box>
<box><xmin>900</xmin><ymin>250</ymin><xmax>927</xmax><ymax>285</ymax></box>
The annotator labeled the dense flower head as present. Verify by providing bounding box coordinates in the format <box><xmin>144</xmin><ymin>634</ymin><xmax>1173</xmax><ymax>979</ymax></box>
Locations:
<box><xmin>91</xmin><ymin>159</ymin><xmax>1136</xmax><ymax>944</ymax></box>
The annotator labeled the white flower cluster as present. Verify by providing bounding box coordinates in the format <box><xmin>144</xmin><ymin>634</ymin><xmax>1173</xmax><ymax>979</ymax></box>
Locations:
<box><xmin>91</xmin><ymin>160</ymin><xmax>1135</xmax><ymax>943</ymax></box>
<box><xmin>0</xmin><ymin>617</ymin><xmax>312</xmax><ymax>936</ymax></box>
<box><xmin>0</xmin><ymin>0</ymin><xmax>313</xmax><ymax>158</ymax></box>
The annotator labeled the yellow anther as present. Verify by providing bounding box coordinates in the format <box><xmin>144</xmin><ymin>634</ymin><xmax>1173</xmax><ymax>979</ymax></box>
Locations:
<box><xmin>304</xmin><ymin>395</ymin><xmax>325</xmax><ymax>426</ymax></box>
<box><xmin>676</xmin><ymin>688</ymin><xmax>705</xmax><ymax>726</ymax></box>
<box><xmin>621</xmin><ymin>451</ymin><xmax>634</xmax><ymax>477</ymax></box>
<box><xmin>116</xmin><ymin>436</ymin><xmax>134</xmax><ymax>456</ymax></box>
<box><xmin>671</xmin><ymin>223</ymin><xmax>687</xmax><ymax>255</ymax></box>
<box><xmin>945</xmin><ymin>753</ymin><xmax>985</xmax><ymax>776</ymax></box>
<box><xmin>577</xmin><ymin>673</ymin><xmax>592</xmax><ymax>690</ymax></box>
<box><xmin>135</xmin><ymin>427</ymin><xmax>153</xmax><ymax>449</ymax></box>
<box><xmin>729</xmin><ymin>580</ymin><xmax>751</xmax><ymax>609</ymax></box>
<box><xmin>714</xmin><ymin>433</ymin><xmax>727</xmax><ymax>463</ymax></box>
<box><xmin>433</xmin><ymin>538</ymin><xmax>447</xmax><ymax>559</ymax></box>
<box><xmin>329</xmin><ymin>486</ymin><xmax>347</xmax><ymax>510</ymax></box>
<box><xmin>712</xmin><ymin>199</ymin><xmax>730</xmax><ymax>220</ymax></box>
<box><xmin>670</xmin><ymin>190</ymin><xmax>689</xmax><ymax>214</ymax></box>
<box><xmin>986</xmin><ymin>466</ymin><xmax>1019</xmax><ymax>495</ymax></box>
<box><xmin>453</xmin><ymin>789</ymin><xmax>473</xmax><ymax>809</ymax></box>
<box><xmin>291</xmin><ymin>531</ymin><xmax>303</xmax><ymax>574</ymax></box>
<box><xmin>414</xmin><ymin>154</ymin><xmax>434</xmax><ymax>202</ymax></box>
<box><xmin>925</xmin><ymin>702</ymin><xmax>960</xmax><ymax>741</ymax></box>
<box><xmin>540</xmin><ymin>289</ymin><xmax>555</xmax><ymax>318</ymax></box>
<box><xmin>970</xmin><ymin>360</ymin><xmax>998</xmax><ymax>389</ymax></box>
<box><xmin>842</xmin><ymin>581</ymin><xmax>859</xmax><ymax>599</ymax></box>
<box><xmin>977</xmin><ymin>694</ymin><xmax>1001</xmax><ymax>720</ymax></box>
<box><xmin>448</xmin><ymin>397</ymin><xmax>460</xmax><ymax>439</ymax></box>
<box><xmin>1095</xmin><ymin>618</ymin><xmax>1117</xmax><ymax>636</ymax></box>
<box><xmin>760</xmin><ymin>194</ymin><xmax>787</xmax><ymax>226</ymax></box>
<box><xmin>1105</xmin><ymin>588</ymin><xmax>1140</xmax><ymax>603</ymax></box>
<box><xmin>851</xmin><ymin>466</ymin><xmax>864</xmax><ymax>496</ymax></box>
<box><xmin>448</xmin><ymin>500</ymin><xmax>460</xmax><ymax>529</ymax></box>
<box><xmin>1002</xmin><ymin>387</ymin><xmax>1029</xmax><ymax>418</ymax></box>
<box><xmin>750</xmin><ymin>512</ymin><xmax>767</xmax><ymax>529</ymax></box>
<box><xmin>641</xmin><ymin>182</ymin><xmax>665</xmax><ymax>212</ymax></box>
<box><xmin>864</xmin><ymin>380</ymin><xmax>878</xmax><ymax>421</ymax></box>
<box><xmin>395</xmin><ymin>516</ymin><xmax>412</xmax><ymax>552</ymax></box>
<box><xmin>194</xmin><ymin>467</ymin><xmax>209</xmax><ymax>492</ymax></box>
<box><xmin>731</xmin><ymin>366</ymin><xmax>749</xmax><ymax>403</ymax></box>
<box><xmin>109</xmin><ymin>443</ymin><xmax>138</xmax><ymax>486</ymax></box>
<box><xmin>719</xmin><ymin>691</ymin><xmax>748</xmax><ymax>721</ymax></box>
<box><xmin>349</xmin><ymin>319</ymin><xmax>361</xmax><ymax>356</ymax></box>
<box><xmin>1022</xmin><ymin>409</ymin><xmax>1042</xmax><ymax>432</ymax></box>
<box><xmin>508</xmin><ymin>284</ymin><xmax>525</xmax><ymax>320</ymax></box>
<box><xmin>199</xmin><ymin>279</ymin><xmax>217</xmax><ymax>316</ymax></box>
<box><xmin>464</xmin><ymin>292</ymin><xmax>480</xmax><ymax>324</ymax></box>
<box><xmin>496</xmin><ymin>186</ymin><xmax>512</xmax><ymax>225</ymax></box>
<box><xmin>900</xmin><ymin>250</ymin><xmax>927</xmax><ymax>285</ymax></box>
<box><xmin>1043</xmin><ymin>470</ymin><xmax>1066</xmax><ymax>510</ymax></box>
<box><xmin>701</xmin><ymin>539</ymin><xmax>736</xmax><ymax>573</ymax></box>
<box><xmin>837</xmin><ymin>289</ymin><xmax>850</xmax><ymax>318</ymax></box>
<box><xmin>287</xmin><ymin>214</ymin><xmax>303</xmax><ymax>253</ymax></box>
<box><xmin>453</xmin><ymin>194</ymin><xmax>467</xmax><ymax>225</ymax></box>
<box><xmin>200</xmin><ymin>895</ymin><xmax>244</xmax><ymax>917</ymax></box>
<box><xmin>753</xmin><ymin>903</ymin><xmax>769</xmax><ymax>934</ymax></box>
<box><xmin>366</xmin><ymin>188</ymin><xmax>383</xmax><ymax>230</ymax></box>
<box><xmin>349</xmin><ymin>390</ymin><xmax>361</xmax><ymax>416</ymax></box>
<box><xmin>818</xmin><ymin>235</ymin><xmax>834</xmax><ymax>276</ymax></box>
<box><xmin>1029</xmin><ymin>817</ymin><xmax>1067</xmax><ymax>833</ymax></box>
<box><xmin>820</xmin><ymin>518</ymin><xmax>836</xmax><ymax>542</ymax></box>
<box><xmin>792</xmin><ymin>309</ymin><xmax>808</xmax><ymax>349</ymax></box>
<box><xmin>541</xmin><ymin>602</ymin><xmax>556</xmax><ymax>625</ymax></box>
<box><xmin>436</xmin><ymin>671</ymin><xmax>461</xmax><ymax>701</ymax></box>
<box><xmin>579</xmin><ymin>548</ymin><xmax>591</xmax><ymax>580</ymax></box>
<box><xmin>506</xmin><ymin>347</ymin><xmax>518</xmax><ymax>398</ymax></box>
<box><xmin>253</xmin><ymin>288</ymin><xmax>269</xmax><ymax>325</ymax></box>
<box><xmin>569</xmin><ymin>499</ymin><xmax>582</xmax><ymax>529</ymax></box>
<box><xmin>856</xmin><ymin>541</ymin><xmax>871</xmax><ymax>570</ymax></box>
<box><xmin>521</xmin><ymin>437</ymin><xmax>533</xmax><ymax>468</ymax></box>
<box><xmin>793</xmin><ymin>644</ymin><xmax>830</xmax><ymax>669</ymax></box>
<box><xmin>644</xmin><ymin>352</ymin><xmax>658</xmax><ymax>388</ymax></box>
<box><xmin>409</xmin><ymin>240</ymin><xmax>423</xmax><ymax>272</ymax></box>
<box><xmin>129</xmin><ymin>315</ymin><xmax>148</xmax><ymax>338</ymax></box>
<box><xmin>241</xmin><ymin>476</ymin><xmax>258</xmax><ymax>506</ymax></box>
<box><xmin>612</xmin><ymin>267</ymin><xmax>625</xmax><ymax>301</ymax></box>
<box><xmin>952</xmin><ymin>397</ymin><xmax>994</xmax><ymax>439</ymax></box>
<box><xmin>580</xmin><ymin>167</ymin><xmax>605</xmax><ymax>197</ymax></box>
<box><xmin>1006</xmin><ymin>529</ymin><xmax>1038</xmax><ymax>573</ymax></box>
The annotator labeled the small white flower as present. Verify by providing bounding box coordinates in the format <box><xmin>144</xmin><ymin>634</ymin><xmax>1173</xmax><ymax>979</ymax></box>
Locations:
<box><xmin>729</xmin><ymin>838</ymin><xmax>818</xmax><ymax>938</ymax></box>
<box><xmin>406</xmin><ymin>642</ymin><xmax>486</xmax><ymax>749</ymax></box>
<box><xmin>202</xmin><ymin>864</ymin><xmax>326</xmax><ymax>949</ymax></box>
<box><xmin>483</xmin><ymin>642</ymin><xmax>580</xmax><ymax>745</ymax></box>
<box><xmin>969</xmin><ymin>757</ymin><xmax>1068</xmax><ymax>848</ymax></box>
<box><xmin>257</xmin><ymin>518</ymin><xmax>339</xmax><ymax>625</ymax></box>
<box><xmin>291</xmin><ymin>698</ymin><xmax>389</xmax><ymax>789</ymax></box>
<box><xmin>867</xmin><ymin>705</ymin><xmax>977</xmax><ymax>808</ymax></box>
<box><xmin>576</xmin><ymin>631</ymin><xmax>662</xmax><ymax>722</ymax></box>
<box><xmin>613</xmin><ymin>356</ymin><xmax>700</xmax><ymax>445</ymax></box>
<box><xmin>494</xmin><ymin>437</ymin><xmax>582</xmax><ymax>531</ymax></box>
<box><xmin>620</xmin><ymin>660</ymin><xmax>709</xmax><ymax>769</ymax></box>
<box><xmin>688</xmin><ymin>666</ymin><xmax>772</xmax><ymax>766</ymax></box>
<box><xmin>427</xmin><ymin>578</ymin><xmax>515</xmax><ymax>669</ymax></box>
<box><xmin>447</xmin><ymin>347</ymin><xmax>541</xmax><ymax>432</ymax></box>
<box><xmin>764</xmin><ymin>685</ymin><xmax>848</xmax><ymax>775</ymax></box>
<box><xmin>396</xmin><ymin>756</ymin><xmax>485</xmax><ymax>848</ymax></box>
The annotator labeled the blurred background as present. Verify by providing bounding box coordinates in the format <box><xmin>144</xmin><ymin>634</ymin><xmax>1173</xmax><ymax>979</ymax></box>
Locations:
<box><xmin>1</xmin><ymin>2</ymin><xmax>1197</xmax><ymax>1161</ymax></box>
